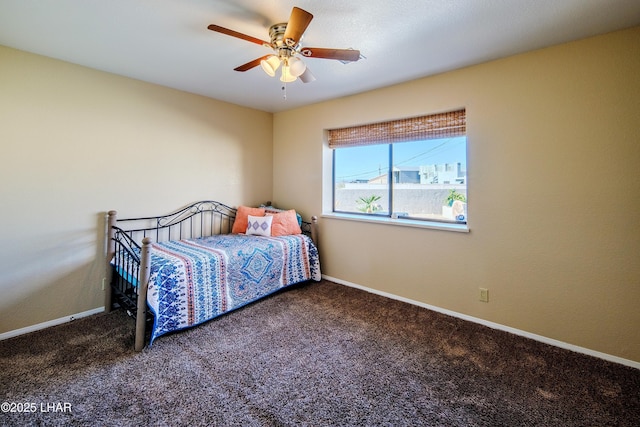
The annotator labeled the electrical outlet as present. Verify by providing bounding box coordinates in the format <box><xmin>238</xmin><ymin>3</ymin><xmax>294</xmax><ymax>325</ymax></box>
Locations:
<box><xmin>479</xmin><ymin>288</ymin><xmax>489</xmax><ymax>302</ymax></box>
<box><xmin>102</xmin><ymin>278</ymin><xmax>106</xmax><ymax>291</ymax></box>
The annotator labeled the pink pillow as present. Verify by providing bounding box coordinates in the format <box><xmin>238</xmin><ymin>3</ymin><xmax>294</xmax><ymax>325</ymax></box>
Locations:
<box><xmin>232</xmin><ymin>206</ymin><xmax>265</xmax><ymax>234</ymax></box>
<box><xmin>268</xmin><ymin>209</ymin><xmax>302</xmax><ymax>236</ymax></box>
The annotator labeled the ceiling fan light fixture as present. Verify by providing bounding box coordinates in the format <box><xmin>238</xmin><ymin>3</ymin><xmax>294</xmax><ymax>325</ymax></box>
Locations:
<box><xmin>288</xmin><ymin>56</ymin><xmax>306</xmax><ymax>77</ymax></box>
<box><xmin>280</xmin><ymin>65</ymin><xmax>297</xmax><ymax>83</ymax></box>
<box><xmin>260</xmin><ymin>55</ymin><xmax>281</xmax><ymax>77</ymax></box>
<box><xmin>298</xmin><ymin>68</ymin><xmax>316</xmax><ymax>83</ymax></box>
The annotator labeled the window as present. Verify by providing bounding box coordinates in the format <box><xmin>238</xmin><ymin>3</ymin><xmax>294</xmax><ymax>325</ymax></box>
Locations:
<box><xmin>330</xmin><ymin>109</ymin><xmax>467</xmax><ymax>224</ymax></box>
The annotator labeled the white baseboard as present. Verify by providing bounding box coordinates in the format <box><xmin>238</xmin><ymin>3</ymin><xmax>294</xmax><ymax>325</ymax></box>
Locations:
<box><xmin>0</xmin><ymin>307</ymin><xmax>105</xmax><ymax>341</ymax></box>
<box><xmin>323</xmin><ymin>275</ymin><xmax>640</xmax><ymax>370</ymax></box>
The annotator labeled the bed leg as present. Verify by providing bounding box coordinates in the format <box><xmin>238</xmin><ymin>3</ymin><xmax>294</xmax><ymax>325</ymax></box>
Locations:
<box><xmin>105</xmin><ymin>210</ymin><xmax>117</xmax><ymax>314</ymax></box>
<box><xmin>135</xmin><ymin>237</ymin><xmax>153</xmax><ymax>352</ymax></box>
<box><xmin>310</xmin><ymin>216</ymin><xmax>319</xmax><ymax>248</ymax></box>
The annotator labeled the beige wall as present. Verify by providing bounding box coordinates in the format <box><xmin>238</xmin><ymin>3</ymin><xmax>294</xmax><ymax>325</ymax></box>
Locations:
<box><xmin>273</xmin><ymin>27</ymin><xmax>640</xmax><ymax>362</ymax></box>
<box><xmin>0</xmin><ymin>46</ymin><xmax>273</xmax><ymax>333</ymax></box>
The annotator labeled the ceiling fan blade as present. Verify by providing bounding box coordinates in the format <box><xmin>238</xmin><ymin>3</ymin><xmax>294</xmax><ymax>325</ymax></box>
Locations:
<box><xmin>299</xmin><ymin>48</ymin><xmax>361</xmax><ymax>62</ymax></box>
<box><xmin>207</xmin><ymin>24</ymin><xmax>270</xmax><ymax>47</ymax></box>
<box><xmin>234</xmin><ymin>55</ymin><xmax>272</xmax><ymax>72</ymax></box>
<box><xmin>283</xmin><ymin>7</ymin><xmax>313</xmax><ymax>47</ymax></box>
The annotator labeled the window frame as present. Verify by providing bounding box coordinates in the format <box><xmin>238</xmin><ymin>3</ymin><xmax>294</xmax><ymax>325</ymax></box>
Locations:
<box><xmin>327</xmin><ymin>109</ymin><xmax>468</xmax><ymax>232</ymax></box>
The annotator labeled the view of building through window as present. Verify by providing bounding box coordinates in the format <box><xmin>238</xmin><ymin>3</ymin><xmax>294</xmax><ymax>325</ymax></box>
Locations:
<box><xmin>333</xmin><ymin>136</ymin><xmax>467</xmax><ymax>223</ymax></box>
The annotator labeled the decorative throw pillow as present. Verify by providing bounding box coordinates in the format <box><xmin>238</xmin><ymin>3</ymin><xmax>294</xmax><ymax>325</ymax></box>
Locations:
<box><xmin>267</xmin><ymin>209</ymin><xmax>302</xmax><ymax>236</ymax></box>
<box><xmin>232</xmin><ymin>206</ymin><xmax>266</xmax><ymax>234</ymax></box>
<box><xmin>261</xmin><ymin>205</ymin><xmax>303</xmax><ymax>226</ymax></box>
<box><xmin>246</xmin><ymin>214</ymin><xmax>273</xmax><ymax>237</ymax></box>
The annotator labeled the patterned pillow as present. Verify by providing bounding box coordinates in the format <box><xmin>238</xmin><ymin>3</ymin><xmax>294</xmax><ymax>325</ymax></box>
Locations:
<box><xmin>232</xmin><ymin>206</ymin><xmax>266</xmax><ymax>234</ymax></box>
<box><xmin>246</xmin><ymin>214</ymin><xmax>273</xmax><ymax>237</ymax></box>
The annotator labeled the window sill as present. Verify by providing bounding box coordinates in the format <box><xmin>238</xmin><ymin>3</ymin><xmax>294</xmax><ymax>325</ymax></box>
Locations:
<box><xmin>321</xmin><ymin>212</ymin><xmax>470</xmax><ymax>233</ymax></box>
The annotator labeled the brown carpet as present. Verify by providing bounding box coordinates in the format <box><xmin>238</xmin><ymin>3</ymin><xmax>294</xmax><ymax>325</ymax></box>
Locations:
<box><xmin>1</xmin><ymin>280</ymin><xmax>639</xmax><ymax>426</ymax></box>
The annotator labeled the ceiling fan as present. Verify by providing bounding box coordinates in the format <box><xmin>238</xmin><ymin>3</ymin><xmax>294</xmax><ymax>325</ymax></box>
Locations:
<box><xmin>207</xmin><ymin>6</ymin><xmax>361</xmax><ymax>84</ymax></box>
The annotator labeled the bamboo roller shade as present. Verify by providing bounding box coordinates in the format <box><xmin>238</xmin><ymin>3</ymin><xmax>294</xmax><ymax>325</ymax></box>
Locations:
<box><xmin>328</xmin><ymin>109</ymin><xmax>466</xmax><ymax>149</ymax></box>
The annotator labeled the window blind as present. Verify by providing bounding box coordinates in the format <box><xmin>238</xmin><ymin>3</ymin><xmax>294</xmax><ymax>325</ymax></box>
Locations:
<box><xmin>328</xmin><ymin>109</ymin><xmax>466</xmax><ymax>149</ymax></box>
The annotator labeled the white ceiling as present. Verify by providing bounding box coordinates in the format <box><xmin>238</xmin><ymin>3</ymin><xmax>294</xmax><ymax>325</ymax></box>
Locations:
<box><xmin>1</xmin><ymin>0</ymin><xmax>639</xmax><ymax>113</ymax></box>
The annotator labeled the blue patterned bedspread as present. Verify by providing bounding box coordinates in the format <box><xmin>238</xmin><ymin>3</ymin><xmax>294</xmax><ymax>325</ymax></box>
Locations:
<box><xmin>145</xmin><ymin>234</ymin><xmax>320</xmax><ymax>344</ymax></box>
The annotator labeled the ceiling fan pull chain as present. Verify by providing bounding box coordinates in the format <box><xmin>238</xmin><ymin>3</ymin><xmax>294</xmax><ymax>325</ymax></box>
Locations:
<box><xmin>282</xmin><ymin>82</ymin><xmax>287</xmax><ymax>100</ymax></box>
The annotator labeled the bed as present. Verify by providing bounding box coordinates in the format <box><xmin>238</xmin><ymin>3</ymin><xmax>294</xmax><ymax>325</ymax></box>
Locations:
<box><xmin>105</xmin><ymin>201</ymin><xmax>320</xmax><ymax>351</ymax></box>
